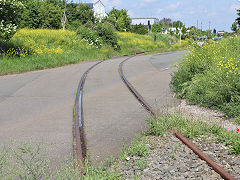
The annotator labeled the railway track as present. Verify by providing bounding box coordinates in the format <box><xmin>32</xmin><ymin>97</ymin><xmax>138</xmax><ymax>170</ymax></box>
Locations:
<box><xmin>74</xmin><ymin>53</ymin><xmax>237</xmax><ymax>179</ymax></box>
<box><xmin>74</xmin><ymin>60</ymin><xmax>103</xmax><ymax>175</ymax></box>
<box><xmin>118</xmin><ymin>55</ymin><xmax>236</xmax><ymax>180</ymax></box>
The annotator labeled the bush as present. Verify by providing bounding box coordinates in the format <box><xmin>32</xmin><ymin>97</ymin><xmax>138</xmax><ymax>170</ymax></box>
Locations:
<box><xmin>0</xmin><ymin>0</ymin><xmax>24</xmax><ymax>40</ymax></box>
<box><xmin>131</xmin><ymin>24</ymin><xmax>148</xmax><ymax>35</ymax></box>
<box><xmin>117</xmin><ymin>32</ymin><xmax>168</xmax><ymax>54</ymax></box>
<box><xmin>94</xmin><ymin>22</ymin><xmax>119</xmax><ymax>49</ymax></box>
<box><xmin>152</xmin><ymin>23</ymin><xmax>163</xmax><ymax>33</ymax></box>
<box><xmin>171</xmin><ymin>38</ymin><xmax>240</xmax><ymax>119</ymax></box>
<box><xmin>77</xmin><ymin>25</ymin><xmax>102</xmax><ymax>48</ymax></box>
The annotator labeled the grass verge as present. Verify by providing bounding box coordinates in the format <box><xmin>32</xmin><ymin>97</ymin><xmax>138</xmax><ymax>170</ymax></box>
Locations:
<box><xmin>171</xmin><ymin>37</ymin><xmax>240</xmax><ymax>123</ymax></box>
<box><xmin>147</xmin><ymin>113</ymin><xmax>240</xmax><ymax>155</ymax></box>
<box><xmin>1</xmin><ymin>113</ymin><xmax>239</xmax><ymax>179</ymax></box>
<box><xmin>0</xmin><ymin>29</ymin><xmax>190</xmax><ymax>76</ymax></box>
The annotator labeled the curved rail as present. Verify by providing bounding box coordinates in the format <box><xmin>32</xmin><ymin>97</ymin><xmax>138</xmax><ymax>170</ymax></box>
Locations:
<box><xmin>119</xmin><ymin>56</ymin><xmax>236</xmax><ymax>180</ymax></box>
<box><xmin>74</xmin><ymin>61</ymin><xmax>103</xmax><ymax>175</ymax></box>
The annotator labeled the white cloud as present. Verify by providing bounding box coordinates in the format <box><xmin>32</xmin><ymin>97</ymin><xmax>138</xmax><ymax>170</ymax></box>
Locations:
<box><xmin>168</xmin><ymin>2</ymin><xmax>183</xmax><ymax>9</ymax></box>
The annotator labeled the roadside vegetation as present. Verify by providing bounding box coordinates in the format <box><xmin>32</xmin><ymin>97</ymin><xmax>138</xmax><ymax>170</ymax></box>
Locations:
<box><xmin>0</xmin><ymin>28</ymin><xmax>182</xmax><ymax>75</ymax></box>
<box><xmin>1</xmin><ymin>113</ymin><xmax>239</xmax><ymax>179</ymax></box>
<box><xmin>171</xmin><ymin>37</ymin><xmax>240</xmax><ymax>124</ymax></box>
<box><xmin>0</xmin><ymin>0</ymin><xmax>193</xmax><ymax>76</ymax></box>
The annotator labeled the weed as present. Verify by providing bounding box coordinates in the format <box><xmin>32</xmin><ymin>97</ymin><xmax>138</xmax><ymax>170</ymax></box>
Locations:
<box><xmin>171</xmin><ymin>37</ymin><xmax>240</xmax><ymax>120</ymax></box>
<box><xmin>128</xmin><ymin>136</ymin><xmax>149</xmax><ymax>157</ymax></box>
<box><xmin>135</xmin><ymin>160</ymin><xmax>148</xmax><ymax>171</ymax></box>
<box><xmin>147</xmin><ymin>113</ymin><xmax>240</xmax><ymax>155</ymax></box>
<box><xmin>172</xmin><ymin>142</ymin><xmax>179</xmax><ymax>160</ymax></box>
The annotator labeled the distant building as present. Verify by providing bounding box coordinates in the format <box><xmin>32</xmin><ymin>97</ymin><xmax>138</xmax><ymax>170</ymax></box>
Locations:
<box><xmin>168</xmin><ymin>27</ymin><xmax>176</xmax><ymax>33</ymax></box>
<box><xmin>131</xmin><ymin>18</ymin><xmax>159</xmax><ymax>26</ymax></box>
<box><xmin>84</xmin><ymin>0</ymin><xmax>107</xmax><ymax>19</ymax></box>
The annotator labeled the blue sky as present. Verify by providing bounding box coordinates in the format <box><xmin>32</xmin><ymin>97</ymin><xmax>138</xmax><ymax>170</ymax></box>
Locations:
<box><xmin>76</xmin><ymin>0</ymin><xmax>240</xmax><ymax>32</ymax></box>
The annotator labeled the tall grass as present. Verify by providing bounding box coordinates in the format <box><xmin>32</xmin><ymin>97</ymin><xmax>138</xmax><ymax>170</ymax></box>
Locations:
<box><xmin>171</xmin><ymin>38</ymin><xmax>240</xmax><ymax>121</ymax></box>
<box><xmin>0</xmin><ymin>29</ymin><xmax>177</xmax><ymax>75</ymax></box>
<box><xmin>116</xmin><ymin>32</ymin><xmax>168</xmax><ymax>55</ymax></box>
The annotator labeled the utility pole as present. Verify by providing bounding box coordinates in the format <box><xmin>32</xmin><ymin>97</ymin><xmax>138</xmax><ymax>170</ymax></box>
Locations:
<box><xmin>208</xmin><ymin>21</ymin><xmax>211</xmax><ymax>38</ymax></box>
<box><xmin>197</xmin><ymin>19</ymin><xmax>198</xmax><ymax>29</ymax></box>
<box><xmin>178</xmin><ymin>27</ymin><xmax>182</xmax><ymax>46</ymax></box>
<box><xmin>62</xmin><ymin>0</ymin><xmax>67</xmax><ymax>30</ymax></box>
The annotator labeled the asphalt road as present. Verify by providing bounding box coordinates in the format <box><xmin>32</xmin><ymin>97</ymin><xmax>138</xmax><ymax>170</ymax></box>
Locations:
<box><xmin>0</xmin><ymin>51</ymin><xmax>185</xmax><ymax>167</ymax></box>
<box><xmin>83</xmin><ymin>51</ymin><xmax>185</xmax><ymax>164</ymax></box>
<box><xmin>0</xmin><ymin>62</ymin><xmax>97</xmax><ymax>167</ymax></box>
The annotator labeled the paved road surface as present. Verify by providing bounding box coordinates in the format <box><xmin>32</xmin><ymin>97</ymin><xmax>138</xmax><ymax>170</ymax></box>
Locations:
<box><xmin>0</xmin><ymin>62</ymin><xmax>97</xmax><ymax>167</ymax></box>
<box><xmin>83</xmin><ymin>51</ymin><xmax>185</xmax><ymax>164</ymax></box>
<box><xmin>124</xmin><ymin>51</ymin><xmax>185</xmax><ymax>113</ymax></box>
<box><xmin>83</xmin><ymin>57</ymin><xmax>149</xmax><ymax>165</ymax></box>
<box><xmin>0</xmin><ymin>51</ymin><xmax>185</xmax><ymax>167</ymax></box>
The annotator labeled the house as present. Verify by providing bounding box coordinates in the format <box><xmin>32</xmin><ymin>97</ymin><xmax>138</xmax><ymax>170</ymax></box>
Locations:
<box><xmin>168</xmin><ymin>27</ymin><xmax>176</xmax><ymax>33</ymax></box>
<box><xmin>131</xmin><ymin>18</ymin><xmax>159</xmax><ymax>26</ymax></box>
<box><xmin>84</xmin><ymin>0</ymin><xmax>107</xmax><ymax>19</ymax></box>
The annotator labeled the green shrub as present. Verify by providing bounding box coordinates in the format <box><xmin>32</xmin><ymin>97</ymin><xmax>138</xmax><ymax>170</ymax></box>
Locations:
<box><xmin>128</xmin><ymin>136</ymin><xmax>149</xmax><ymax>157</ymax></box>
<box><xmin>171</xmin><ymin>38</ymin><xmax>240</xmax><ymax>119</ymax></box>
<box><xmin>131</xmin><ymin>24</ymin><xmax>148</xmax><ymax>35</ymax></box>
<box><xmin>77</xmin><ymin>25</ymin><xmax>102</xmax><ymax>48</ymax></box>
<box><xmin>94</xmin><ymin>22</ymin><xmax>119</xmax><ymax>49</ymax></box>
<box><xmin>152</xmin><ymin>23</ymin><xmax>163</xmax><ymax>33</ymax></box>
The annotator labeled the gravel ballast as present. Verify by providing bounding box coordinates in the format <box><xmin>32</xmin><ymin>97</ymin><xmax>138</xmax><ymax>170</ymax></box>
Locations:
<box><xmin>110</xmin><ymin>134</ymin><xmax>240</xmax><ymax>180</ymax></box>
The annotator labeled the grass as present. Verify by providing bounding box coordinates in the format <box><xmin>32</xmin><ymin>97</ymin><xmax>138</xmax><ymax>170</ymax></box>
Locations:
<box><xmin>128</xmin><ymin>136</ymin><xmax>149</xmax><ymax>157</ymax></box>
<box><xmin>135</xmin><ymin>160</ymin><xmax>148</xmax><ymax>171</ymax></box>
<box><xmin>171</xmin><ymin>37</ymin><xmax>240</xmax><ymax>123</ymax></box>
<box><xmin>0</xmin><ymin>29</ymin><xmax>187</xmax><ymax>76</ymax></box>
<box><xmin>1</xmin><ymin>113</ymin><xmax>239</xmax><ymax>179</ymax></box>
<box><xmin>147</xmin><ymin>113</ymin><xmax>240</xmax><ymax>155</ymax></box>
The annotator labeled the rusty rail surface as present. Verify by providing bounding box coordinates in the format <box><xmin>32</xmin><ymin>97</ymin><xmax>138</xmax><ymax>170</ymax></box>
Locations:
<box><xmin>74</xmin><ymin>61</ymin><xmax>103</xmax><ymax>176</ymax></box>
<box><xmin>119</xmin><ymin>55</ymin><xmax>236</xmax><ymax>180</ymax></box>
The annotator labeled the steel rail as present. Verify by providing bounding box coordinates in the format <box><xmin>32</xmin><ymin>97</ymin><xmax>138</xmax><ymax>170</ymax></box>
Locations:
<box><xmin>74</xmin><ymin>60</ymin><xmax>103</xmax><ymax>177</ymax></box>
<box><xmin>118</xmin><ymin>55</ymin><xmax>236</xmax><ymax>180</ymax></box>
<box><xmin>74</xmin><ymin>55</ymin><xmax>135</xmax><ymax>177</ymax></box>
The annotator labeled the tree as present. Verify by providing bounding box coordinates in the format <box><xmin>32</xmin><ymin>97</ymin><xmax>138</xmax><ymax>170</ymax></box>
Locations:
<box><xmin>19</xmin><ymin>0</ymin><xmax>64</xmax><ymax>29</ymax></box>
<box><xmin>66</xmin><ymin>2</ymin><xmax>94</xmax><ymax>29</ymax></box>
<box><xmin>107</xmin><ymin>8</ymin><xmax>131</xmax><ymax>32</ymax></box>
<box><xmin>236</xmin><ymin>9</ymin><xmax>240</xmax><ymax>29</ymax></box>
<box><xmin>231</xmin><ymin>21</ymin><xmax>238</xmax><ymax>33</ymax></box>
<box><xmin>39</xmin><ymin>0</ymin><xmax>64</xmax><ymax>29</ymax></box>
<box><xmin>0</xmin><ymin>0</ymin><xmax>24</xmax><ymax>40</ymax></box>
<box><xmin>152</xmin><ymin>23</ymin><xmax>163</xmax><ymax>33</ymax></box>
<box><xmin>19</xmin><ymin>0</ymin><xmax>42</xmax><ymax>29</ymax></box>
<box><xmin>173</xmin><ymin>20</ymin><xmax>183</xmax><ymax>28</ymax></box>
<box><xmin>131</xmin><ymin>24</ymin><xmax>148</xmax><ymax>35</ymax></box>
<box><xmin>159</xmin><ymin>18</ymin><xmax>172</xmax><ymax>27</ymax></box>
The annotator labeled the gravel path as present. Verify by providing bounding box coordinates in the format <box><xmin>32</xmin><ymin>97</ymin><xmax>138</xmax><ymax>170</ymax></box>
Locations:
<box><xmin>111</xmin><ymin>134</ymin><xmax>239</xmax><ymax>180</ymax></box>
<box><xmin>174</xmin><ymin>100</ymin><xmax>239</xmax><ymax>132</ymax></box>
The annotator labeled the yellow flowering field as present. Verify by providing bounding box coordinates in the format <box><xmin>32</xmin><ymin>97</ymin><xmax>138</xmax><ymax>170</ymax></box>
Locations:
<box><xmin>0</xmin><ymin>29</ymin><xmax>178</xmax><ymax>75</ymax></box>
<box><xmin>117</xmin><ymin>32</ymin><xmax>168</xmax><ymax>54</ymax></box>
<box><xmin>171</xmin><ymin>37</ymin><xmax>240</xmax><ymax>122</ymax></box>
<box><xmin>9</xmin><ymin>29</ymin><xmax>85</xmax><ymax>56</ymax></box>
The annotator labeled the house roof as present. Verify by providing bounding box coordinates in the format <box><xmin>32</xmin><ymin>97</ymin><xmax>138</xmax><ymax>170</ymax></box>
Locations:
<box><xmin>84</xmin><ymin>1</ymin><xmax>105</xmax><ymax>8</ymax></box>
<box><xmin>94</xmin><ymin>0</ymin><xmax>105</xmax><ymax>6</ymax></box>
<box><xmin>131</xmin><ymin>18</ymin><xmax>159</xmax><ymax>20</ymax></box>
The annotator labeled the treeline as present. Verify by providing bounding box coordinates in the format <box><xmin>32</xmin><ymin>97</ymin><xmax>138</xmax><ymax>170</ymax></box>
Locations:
<box><xmin>19</xmin><ymin>0</ymin><xmax>94</xmax><ymax>29</ymax></box>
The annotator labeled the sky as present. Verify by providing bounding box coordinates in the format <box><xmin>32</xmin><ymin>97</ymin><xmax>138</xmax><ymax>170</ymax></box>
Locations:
<box><xmin>75</xmin><ymin>0</ymin><xmax>240</xmax><ymax>32</ymax></box>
